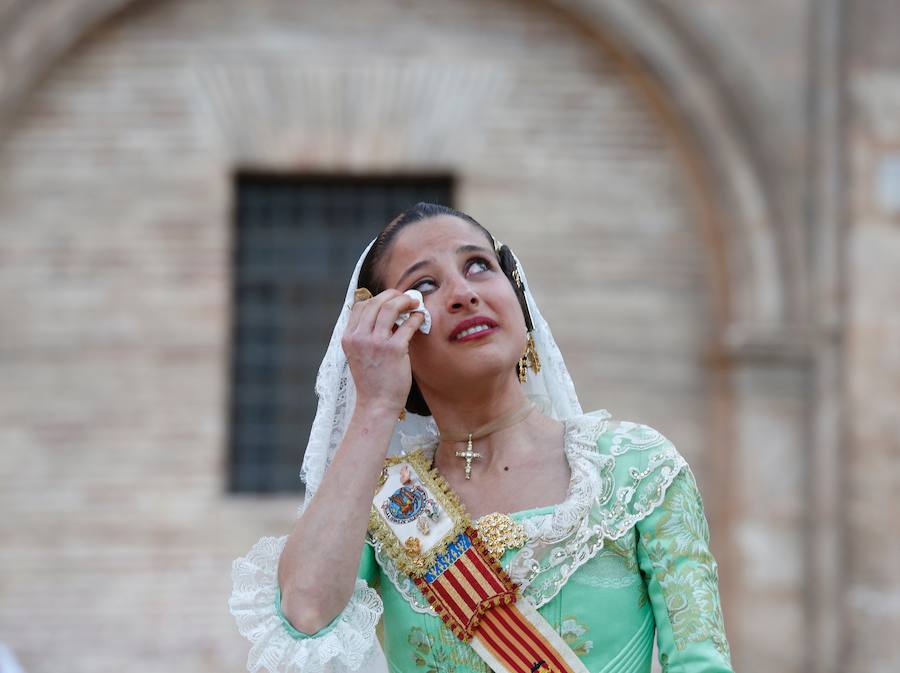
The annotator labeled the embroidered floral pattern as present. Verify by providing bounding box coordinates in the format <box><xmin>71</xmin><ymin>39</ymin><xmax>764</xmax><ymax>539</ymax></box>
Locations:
<box><xmin>570</xmin><ymin>531</ymin><xmax>641</xmax><ymax>590</ymax></box>
<box><xmin>639</xmin><ymin>468</ymin><xmax>731</xmax><ymax>662</ymax></box>
<box><xmin>406</xmin><ymin>625</ymin><xmax>489</xmax><ymax>673</ymax></box>
<box><xmin>604</xmin><ymin>530</ymin><xmax>639</xmax><ymax>572</ymax></box>
<box><xmin>558</xmin><ymin>616</ymin><xmax>594</xmax><ymax>657</ymax></box>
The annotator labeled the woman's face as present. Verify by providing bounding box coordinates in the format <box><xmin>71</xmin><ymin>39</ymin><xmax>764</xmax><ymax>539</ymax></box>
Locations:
<box><xmin>380</xmin><ymin>215</ymin><xmax>527</xmax><ymax>396</ymax></box>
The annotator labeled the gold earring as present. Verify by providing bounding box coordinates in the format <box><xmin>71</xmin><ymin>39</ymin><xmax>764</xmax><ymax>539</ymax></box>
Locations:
<box><xmin>517</xmin><ymin>333</ymin><xmax>540</xmax><ymax>383</ymax></box>
<box><xmin>525</xmin><ymin>333</ymin><xmax>541</xmax><ymax>375</ymax></box>
<box><xmin>398</xmin><ymin>409</ymin><xmax>407</xmax><ymax>421</ymax></box>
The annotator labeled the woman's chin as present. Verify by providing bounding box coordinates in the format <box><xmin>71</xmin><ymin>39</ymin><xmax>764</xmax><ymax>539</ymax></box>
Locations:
<box><xmin>412</xmin><ymin>340</ymin><xmax>522</xmax><ymax>387</ymax></box>
<box><xmin>435</xmin><ymin>358</ymin><xmax>518</xmax><ymax>387</ymax></box>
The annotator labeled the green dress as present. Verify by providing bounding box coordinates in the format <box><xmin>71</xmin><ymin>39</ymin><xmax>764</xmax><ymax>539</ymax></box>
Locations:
<box><xmin>230</xmin><ymin>411</ymin><xmax>734</xmax><ymax>673</ymax></box>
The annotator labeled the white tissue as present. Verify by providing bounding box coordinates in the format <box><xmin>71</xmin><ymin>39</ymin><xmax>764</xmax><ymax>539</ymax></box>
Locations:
<box><xmin>395</xmin><ymin>289</ymin><xmax>431</xmax><ymax>334</ymax></box>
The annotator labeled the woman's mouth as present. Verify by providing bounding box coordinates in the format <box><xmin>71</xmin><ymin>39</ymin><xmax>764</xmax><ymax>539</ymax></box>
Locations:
<box><xmin>454</xmin><ymin>324</ymin><xmax>496</xmax><ymax>341</ymax></box>
<box><xmin>450</xmin><ymin>317</ymin><xmax>499</xmax><ymax>341</ymax></box>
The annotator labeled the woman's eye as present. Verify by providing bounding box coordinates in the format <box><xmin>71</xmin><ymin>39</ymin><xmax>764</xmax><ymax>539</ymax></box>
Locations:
<box><xmin>467</xmin><ymin>257</ymin><xmax>492</xmax><ymax>275</ymax></box>
<box><xmin>411</xmin><ymin>279</ymin><xmax>437</xmax><ymax>293</ymax></box>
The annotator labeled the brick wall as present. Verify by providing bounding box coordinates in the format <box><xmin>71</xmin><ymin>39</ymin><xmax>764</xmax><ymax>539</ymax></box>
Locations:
<box><xmin>8</xmin><ymin>0</ymin><xmax>900</xmax><ymax>672</ymax></box>
<box><xmin>0</xmin><ymin>1</ymin><xmax>715</xmax><ymax>672</ymax></box>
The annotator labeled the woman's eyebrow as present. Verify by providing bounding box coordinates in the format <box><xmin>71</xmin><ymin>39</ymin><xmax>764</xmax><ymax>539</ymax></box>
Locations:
<box><xmin>396</xmin><ymin>258</ymin><xmax>434</xmax><ymax>287</ymax></box>
<box><xmin>456</xmin><ymin>244</ymin><xmax>492</xmax><ymax>256</ymax></box>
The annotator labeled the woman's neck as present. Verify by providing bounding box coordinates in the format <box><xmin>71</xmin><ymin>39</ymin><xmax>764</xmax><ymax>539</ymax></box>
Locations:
<box><xmin>422</xmin><ymin>373</ymin><xmax>544</xmax><ymax>473</ymax></box>
<box><xmin>425</xmin><ymin>372</ymin><xmax>526</xmax><ymax>437</ymax></box>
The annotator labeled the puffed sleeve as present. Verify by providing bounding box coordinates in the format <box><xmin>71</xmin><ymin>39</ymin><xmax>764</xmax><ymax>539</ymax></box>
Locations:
<box><xmin>635</xmin><ymin>466</ymin><xmax>734</xmax><ymax>673</ymax></box>
<box><xmin>229</xmin><ymin>536</ymin><xmax>384</xmax><ymax>673</ymax></box>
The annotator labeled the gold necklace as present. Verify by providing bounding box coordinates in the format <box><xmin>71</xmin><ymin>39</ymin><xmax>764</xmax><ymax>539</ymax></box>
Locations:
<box><xmin>439</xmin><ymin>400</ymin><xmax>535</xmax><ymax>480</ymax></box>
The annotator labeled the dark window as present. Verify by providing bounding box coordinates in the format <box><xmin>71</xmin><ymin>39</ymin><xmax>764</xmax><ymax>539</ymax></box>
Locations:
<box><xmin>228</xmin><ymin>174</ymin><xmax>454</xmax><ymax>493</ymax></box>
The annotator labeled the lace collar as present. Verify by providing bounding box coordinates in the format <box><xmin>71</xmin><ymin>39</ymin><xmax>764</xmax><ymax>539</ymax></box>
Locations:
<box><xmin>404</xmin><ymin>408</ymin><xmax>613</xmax><ymax>529</ymax></box>
<box><xmin>513</xmin><ymin>409</ymin><xmax>613</xmax><ymax>542</ymax></box>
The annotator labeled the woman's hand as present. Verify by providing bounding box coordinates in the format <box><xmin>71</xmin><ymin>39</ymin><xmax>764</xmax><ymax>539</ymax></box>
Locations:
<box><xmin>341</xmin><ymin>289</ymin><xmax>425</xmax><ymax>414</ymax></box>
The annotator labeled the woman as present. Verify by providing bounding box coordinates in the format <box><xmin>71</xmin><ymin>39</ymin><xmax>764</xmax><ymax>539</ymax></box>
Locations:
<box><xmin>230</xmin><ymin>203</ymin><xmax>733</xmax><ymax>673</ymax></box>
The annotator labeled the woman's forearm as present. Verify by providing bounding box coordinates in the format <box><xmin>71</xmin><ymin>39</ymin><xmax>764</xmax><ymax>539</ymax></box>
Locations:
<box><xmin>276</xmin><ymin>403</ymin><xmax>397</xmax><ymax>633</ymax></box>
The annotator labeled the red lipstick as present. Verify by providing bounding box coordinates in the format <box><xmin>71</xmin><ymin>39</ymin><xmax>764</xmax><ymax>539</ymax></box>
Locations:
<box><xmin>449</xmin><ymin>316</ymin><xmax>499</xmax><ymax>341</ymax></box>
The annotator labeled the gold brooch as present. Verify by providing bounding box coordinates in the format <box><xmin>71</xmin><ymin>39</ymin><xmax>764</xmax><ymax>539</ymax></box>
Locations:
<box><xmin>404</xmin><ymin>536</ymin><xmax>422</xmax><ymax>557</ymax></box>
<box><xmin>474</xmin><ymin>512</ymin><xmax>528</xmax><ymax>559</ymax></box>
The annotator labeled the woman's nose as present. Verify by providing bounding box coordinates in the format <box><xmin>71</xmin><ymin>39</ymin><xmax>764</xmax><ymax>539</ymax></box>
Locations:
<box><xmin>445</xmin><ymin>278</ymin><xmax>479</xmax><ymax>311</ymax></box>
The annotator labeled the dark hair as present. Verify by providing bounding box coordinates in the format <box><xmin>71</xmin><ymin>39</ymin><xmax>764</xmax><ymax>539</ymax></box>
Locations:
<box><xmin>358</xmin><ymin>202</ymin><xmax>532</xmax><ymax>416</ymax></box>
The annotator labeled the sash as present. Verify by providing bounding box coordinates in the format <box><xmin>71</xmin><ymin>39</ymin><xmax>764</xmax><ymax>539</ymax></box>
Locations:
<box><xmin>369</xmin><ymin>451</ymin><xmax>589</xmax><ymax>673</ymax></box>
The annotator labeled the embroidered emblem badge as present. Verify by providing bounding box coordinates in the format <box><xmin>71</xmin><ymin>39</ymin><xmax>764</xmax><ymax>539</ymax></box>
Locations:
<box><xmin>382</xmin><ymin>484</ymin><xmax>427</xmax><ymax>524</ymax></box>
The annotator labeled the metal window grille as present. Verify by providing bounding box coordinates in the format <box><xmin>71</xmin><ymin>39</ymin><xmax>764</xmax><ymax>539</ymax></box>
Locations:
<box><xmin>228</xmin><ymin>174</ymin><xmax>454</xmax><ymax>493</ymax></box>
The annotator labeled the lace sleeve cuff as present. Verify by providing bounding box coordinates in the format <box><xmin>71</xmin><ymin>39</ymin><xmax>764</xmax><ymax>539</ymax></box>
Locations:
<box><xmin>229</xmin><ymin>536</ymin><xmax>384</xmax><ymax>673</ymax></box>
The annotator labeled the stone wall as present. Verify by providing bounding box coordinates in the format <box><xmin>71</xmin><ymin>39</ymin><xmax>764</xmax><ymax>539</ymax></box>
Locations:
<box><xmin>845</xmin><ymin>2</ymin><xmax>900</xmax><ymax>672</ymax></box>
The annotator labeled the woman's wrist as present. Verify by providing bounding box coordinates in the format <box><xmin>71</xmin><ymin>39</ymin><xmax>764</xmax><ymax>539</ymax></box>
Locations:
<box><xmin>327</xmin><ymin>402</ymin><xmax>402</xmax><ymax>468</ymax></box>
<box><xmin>352</xmin><ymin>399</ymin><xmax>405</xmax><ymax>425</ymax></box>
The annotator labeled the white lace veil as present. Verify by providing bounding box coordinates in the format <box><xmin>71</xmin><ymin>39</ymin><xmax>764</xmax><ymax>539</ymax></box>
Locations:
<box><xmin>298</xmin><ymin>234</ymin><xmax>582</xmax><ymax>513</ymax></box>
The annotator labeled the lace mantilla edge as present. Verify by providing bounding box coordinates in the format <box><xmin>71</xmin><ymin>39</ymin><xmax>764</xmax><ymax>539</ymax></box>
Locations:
<box><xmin>371</xmin><ymin>411</ymin><xmax>688</xmax><ymax>612</ymax></box>
<box><xmin>230</xmin><ymin>536</ymin><xmax>384</xmax><ymax>673</ymax></box>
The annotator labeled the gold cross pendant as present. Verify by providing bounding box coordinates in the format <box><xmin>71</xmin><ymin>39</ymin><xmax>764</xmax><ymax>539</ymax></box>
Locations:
<box><xmin>455</xmin><ymin>433</ymin><xmax>482</xmax><ymax>480</ymax></box>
